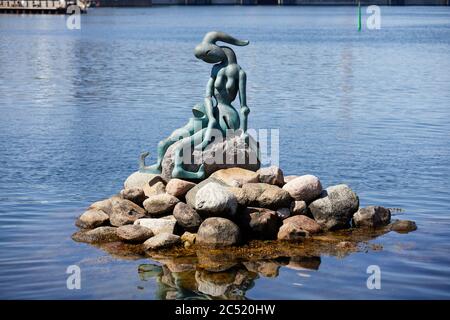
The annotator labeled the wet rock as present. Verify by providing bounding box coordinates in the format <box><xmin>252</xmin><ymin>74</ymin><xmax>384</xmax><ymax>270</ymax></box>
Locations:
<box><xmin>116</xmin><ymin>224</ymin><xmax>154</xmax><ymax>243</ymax></box>
<box><xmin>309</xmin><ymin>184</ymin><xmax>359</xmax><ymax>230</ymax></box>
<box><xmin>160</xmin><ymin>134</ymin><xmax>260</xmax><ymax>180</ymax></box>
<box><xmin>194</xmin><ymin>182</ymin><xmax>238</xmax><ymax>217</ymax></box>
<box><xmin>277</xmin><ymin>223</ymin><xmax>308</xmax><ymax>241</ymax></box>
<box><xmin>173</xmin><ymin>202</ymin><xmax>203</xmax><ymax>232</ymax></box>
<box><xmin>143</xmin><ymin>181</ymin><xmax>166</xmax><ymax>198</ymax></box>
<box><xmin>283</xmin><ymin>215</ymin><xmax>321</xmax><ymax>235</ymax></box>
<box><xmin>238</xmin><ymin>207</ymin><xmax>280</xmax><ymax>240</ymax></box>
<box><xmin>282</xmin><ymin>174</ymin><xmax>322</xmax><ymax>203</ymax></box>
<box><xmin>143</xmin><ymin>193</ymin><xmax>179</xmax><ymax>216</ymax></box>
<box><xmin>243</xmin><ymin>261</ymin><xmax>280</xmax><ymax>277</ymax></box>
<box><xmin>165</xmin><ymin>179</ymin><xmax>196</xmax><ymax>198</ymax></box>
<box><xmin>241</xmin><ymin>183</ymin><xmax>292</xmax><ymax>209</ymax></box>
<box><xmin>76</xmin><ymin>209</ymin><xmax>109</xmax><ymax>229</ymax></box>
<box><xmin>72</xmin><ymin>226</ymin><xmax>120</xmax><ymax>243</ymax></box>
<box><xmin>195</xmin><ymin>269</ymin><xmax>235</xmax><ymax>297</ymax></box>
<box><xmin>134</xmin><ymin>215</ymin><xmax>177</xmax><ymax>235</ymax></box>
<box><xmin>353</xmin><ymin>206</ymin><xmax>391</xmax><ymax>228</ymax></box>
<box><xmin>143</xmin><ymin>233</ymin><xmax>180</xmax><ymax>250</ymax></box>
<box><xmin>196</xmin><ymin>217</ymin><xmax>241</xmax><ymax>247</ymax></box>
<box><xmin>257</xmin><ymin>166</ymin><xmax>284</xmax><ymax>186</ymax></box>
<box><xmin>124</xmin><ymin>171</ymin><xmax>161</xmax><ymax>189</ymax></box>
<box><xmin>276</xmin><ymin>207</ymin><xmax>291</xmax><ymax>220</ymax></box>
<box><xmin>390</xmin><ymin>220</ymin><xmax>417</xmax><ymax>233</ymax></box>
<box><xmin>109</xmin><ymin>197</ymin><xmax>147</xmax><ymax>227</ymax></box>
<box><xmin>210</xmin><ymin>167</ymin><xmax>259</xmax><ymax>187</ymax></box>
<box><xmin>291</xmin><ymin>200</ymin><xmax>308</xmax><ymax>216</ymax></box>
<box><xmin>181</xmin><ymin>231</ymin><xmax>197</xmax><ymax>248</ymax></box>
<box><xmin>185</xmin><ymin>177</ymin><xmax>228</xmax><ymax>208</ymax></box>
<box><xmin>120</xmin><ymin>188</ymin><xmax>146</xmax><ymax>206</ymax></box>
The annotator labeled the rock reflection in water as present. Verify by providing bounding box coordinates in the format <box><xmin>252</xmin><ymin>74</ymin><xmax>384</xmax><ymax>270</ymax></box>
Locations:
<box><xmin>93</xmin><ymin>226</ymin><xmax>392</xmax><ymax>299</ymax></box>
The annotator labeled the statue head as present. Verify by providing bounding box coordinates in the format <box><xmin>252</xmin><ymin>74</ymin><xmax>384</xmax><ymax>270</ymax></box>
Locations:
<box><xmin>194</xmin><ymin>31</ymin><xmax>249</xmax><ymax>64</ymax></box>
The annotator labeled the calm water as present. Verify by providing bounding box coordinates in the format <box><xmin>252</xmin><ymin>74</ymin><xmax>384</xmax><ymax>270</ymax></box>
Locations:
<box><xmin>1</xmin><ymin>6</ymin><xmax>450</xmax><ymax>299</ymax></box>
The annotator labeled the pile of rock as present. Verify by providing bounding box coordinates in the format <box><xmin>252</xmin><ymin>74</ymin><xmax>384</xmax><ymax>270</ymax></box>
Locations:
<box><xmin>72</xmin><ymin>166</ymin><xmax>417</xmax><ymax>250</ymax></box>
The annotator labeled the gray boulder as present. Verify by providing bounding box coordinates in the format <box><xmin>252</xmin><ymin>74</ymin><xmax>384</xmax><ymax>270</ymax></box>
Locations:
<box><xmin>143</xmin><ymin>193</ymin><xmax>179</xmax><ymax>216</ymax></box>
<box><xmin>160</xmin><ymin>134</ymin><xmax>260</xmax><ymax>180</ymax></box>
<box><xmin>282</xmin><ymin>174</ymin><xmax>322</xmax><ymax>203</ymax></box>
<box><xmin>290</xmin><ymin>200</ymin><xmax>308</xmax><ymax>216</ymax></box>
<box><xmin>143</xmin><ymin>233</ymin><xmax>180</xmax><ymax>250</ymax></box>
<box><xmin>309</xmin><ymin>184</ymin><xmax>359</xmax><ymax>230</ymax></box>
<box><xmin>194</xmin><ymin>182</ymin><xmax>238</xmax><ymax>217</ymax></box>
<box><xmin>109</xmin><ymin>197</ymin><xmax>147</xmax><ymax>227</ymax></box>
<box><xmin>185</xmin><ymin>177</ymin><xmax>228</xmax><ymax>208</ymax></box>
<box><xmin>134</xmin><ymin>215</ymin><xmax>177</xmax><ymax>235</ymax></box>
<box><xmin>72</xmin><ymin>226</ymin><xmax>120</xmax><ymax>243</ymax></box>
<box><xmin>173</xmin><ymin>202</ymin><xmax>203</xmax><ymax>232</ymax></box>
<box><xmin>117</xmin><ymin>224</ymin><xmax>154</xmax><ymax>243</ymax></box>
<box><xmin>196</xmin><ymin>217</ymin><xmax>241</xmax><ymax>247</ymax></box>
<box><xmin>353</xmin><ymin>206</ymin><xmax>391</xmax><ymax>228</ymax></box>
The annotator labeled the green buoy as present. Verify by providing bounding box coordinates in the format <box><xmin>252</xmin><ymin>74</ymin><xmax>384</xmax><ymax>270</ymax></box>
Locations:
<box><xmin>358</xmin><ymin>1</ymin><xmax>362</xmax><ymax>32</ymax></box>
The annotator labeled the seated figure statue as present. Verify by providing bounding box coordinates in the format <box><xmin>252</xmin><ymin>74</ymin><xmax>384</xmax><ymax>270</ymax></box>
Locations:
<box><xmin>139</xmin><ymin>31</ymin><xmax>250</xmax><ymax>179</ymax></box>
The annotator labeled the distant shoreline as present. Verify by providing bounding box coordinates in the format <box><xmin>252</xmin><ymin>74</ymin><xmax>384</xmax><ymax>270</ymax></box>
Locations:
<box><xmin>92</xmin><ymin>0</ymin><xmax>450</xmax><ymax>7</ymax></box>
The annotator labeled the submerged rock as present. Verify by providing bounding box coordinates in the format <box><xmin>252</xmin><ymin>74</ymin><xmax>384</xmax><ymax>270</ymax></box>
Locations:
<box><xmin>165</xmin><ymin>179</ymin><xmax>196</xmax><ymax>198</ymax></box>
<box><xmin>76</xmin><ymin>209</ymin><xmax>109</xmax><ymax>229</ymax></box>
<box><xmin>282</xmin><ymin>174</ymin><xmax>322</xmax><ymax>203</ymax></box>
<box><xmin>72</xmin><ymin>226</ymin><xmax>120</xmax><ymax>243</ymax></box>
<box><xmin>241</xmin><ymin>183</ymin><xmax>292</xmax><ymax>209</ymax></box>
<box><xmin>196</xmin><ymin>217</ymin><xmax>241</xmax><ymax>247</ymax></box>
<box><xmin>160</xmin><ymin>134</ymin><xmax>260</xmax><ymax>180</ymax></box>
<box><xmin>353</xmin><ymin>206</ymin><xmax>391</xmax><ymax>228</ymax></box>
<box><xmin>238</xmin><ymin>207</ymin><xmax>280</xmax><ymax>240</ymax></box>
<box><xmin>173</xmin><ymin>202</ymin><xmax>203</xmax><ymax>232</ymax></box>
<box><xmin>277</xmin><ymin>223</ymin><xmax>308</xmax><ymax>241</ymax></box>
<box><xmin>257</xmin><ymin>166</ymin><xmax>284</xmax><ymax>186</ymax></box>
<box><xmin>143</xmin><ymin>193</ymin><xmax>179</xmax><ymax>216</ymax></box>
<box><xmin>309</xmin><ymin>184</ymin><xmax>359</xmax><ymax>230</ymax></box>
<box><xmin>283</xmin><ymin>215</ymin><xmax>321</xmax><ymax>235</ymax></box>
<box><xmin>109</xmin><ymin>197</ymin><xmax>147</xmax><ymax>227</ymax></box>
<box><xmin>134</xmin><ymin>215</ymin><xmax>177</xmax><ymax>235</ymax></box>
<box><xmin>143</xmin><ymin>233</ymin><xmax>180</xmax><ymax>250</ymax></box>
<box><xmin>390</xmin><ymin>220</ymin><xmax>417</xmax><ymax>233</ymax></box>
<box><xmin>194</xmin><ymin>182</ymin><xmax>238</xmax><ymax>217</ymax></box>
<box><xmin>120</xmin><ymin>188</ymin><xmax>146</xmax><ymax>206</ymax></box>
<box><xmin>117</xmin><ymin>225</ymin><xmax>153</xmax><ymax>243</ymax></box>
<box><xmin>210</xmin><ymin>167</ymin><xmax>259</xmax><ymax>187</ymax></box>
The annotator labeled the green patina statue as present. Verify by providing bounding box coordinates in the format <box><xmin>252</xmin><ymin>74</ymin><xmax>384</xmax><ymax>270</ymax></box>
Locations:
<box><xmin>139</xmin><ymin>31</ymin><xmax>251</xmax><ymax>179</ymax></box>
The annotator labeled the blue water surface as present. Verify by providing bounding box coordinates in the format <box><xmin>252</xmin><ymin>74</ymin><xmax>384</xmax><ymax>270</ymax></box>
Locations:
<box><xmin>0</xmin><ymin>6</ymin><xmax>449</xmax><ymax>299</ymax></box>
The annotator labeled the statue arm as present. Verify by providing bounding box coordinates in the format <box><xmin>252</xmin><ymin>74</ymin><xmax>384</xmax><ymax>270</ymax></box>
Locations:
<box><xmin>239</xmin><ymin>69</ymin><xmax>249</xmax><ymax>132</ymax></box>
<box><xmin>204</xmin><ymin>76</ymin><xmax>217</xmax><ymax>127</ymax></box>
